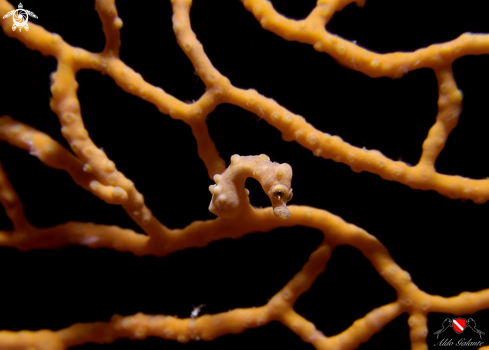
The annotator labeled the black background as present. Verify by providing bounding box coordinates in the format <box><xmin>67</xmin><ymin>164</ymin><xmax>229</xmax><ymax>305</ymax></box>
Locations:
<box><xmin>0</xmin><ymin>0</ymin><xmax>488</xmax><ymax>349</ymax></box>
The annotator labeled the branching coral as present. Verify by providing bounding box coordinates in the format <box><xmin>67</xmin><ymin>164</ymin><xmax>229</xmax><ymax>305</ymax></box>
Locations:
<box><xmin>0</xmin><ymin>0</ymin><xmax>488</xmax><ymax>349</ymax></box>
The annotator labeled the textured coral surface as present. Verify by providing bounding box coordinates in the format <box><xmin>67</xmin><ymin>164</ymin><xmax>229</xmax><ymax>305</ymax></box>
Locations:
<box><xmin>0</xmin><ymin>0</ymin><xmax>488</xmax><ymax>349</ymax></box>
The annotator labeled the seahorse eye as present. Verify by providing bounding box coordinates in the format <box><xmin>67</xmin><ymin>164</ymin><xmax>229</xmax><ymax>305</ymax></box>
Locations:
<box><xmin>271</xmin><ymin>185</ymin><xmax>289</xmax><ymax>201</ymax></box>
<box><xmin>272</xmin><ymin>189</ymin><xmax>282</xmax><ymax>199</ymax></box>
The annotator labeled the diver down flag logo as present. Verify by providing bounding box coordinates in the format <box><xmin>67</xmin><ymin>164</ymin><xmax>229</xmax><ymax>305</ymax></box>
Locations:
<box><xmin>453</xmin><ymin>318</ymin><xmax>466</xmax><ymax>334</ymax></box>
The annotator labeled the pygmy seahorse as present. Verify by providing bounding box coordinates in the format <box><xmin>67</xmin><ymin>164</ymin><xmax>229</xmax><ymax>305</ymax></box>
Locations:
<box><xmin>208</xmin><ymin>154</ymin><xmax>293</xmax><ymax>219</ymax></box>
